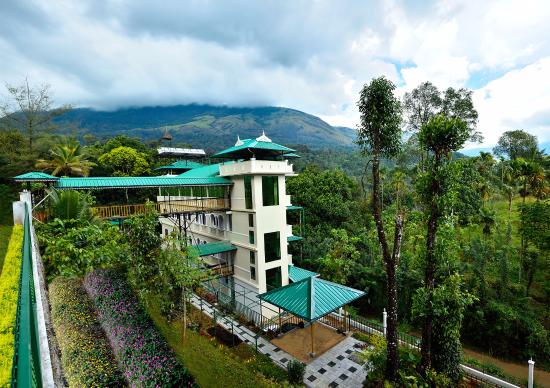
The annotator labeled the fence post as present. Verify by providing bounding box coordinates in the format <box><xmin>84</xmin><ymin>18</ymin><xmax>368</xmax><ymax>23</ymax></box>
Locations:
<box><xmin>255</xmin><ymin>334</ymin><xmax>258</xmax><ymax>353</ymax></box>
<box><xmin>383</xmin><ymin>308</ymin><xmax>387</xmax><ymax>336</ymax></box>
<box><xmin>528</xmin><ymin>359</ymin><xmax>535</xmax><ymax>388</ymax></box>
<box><xmin>231</xmin><ymin>320</ymin><xmax>235</xmax><ymax>347</ymax></box>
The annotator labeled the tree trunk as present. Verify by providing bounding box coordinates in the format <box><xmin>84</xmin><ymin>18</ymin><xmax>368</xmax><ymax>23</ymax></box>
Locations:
<box><xmin>183</xmin><ymin>288</ymin><xmax>187</xmax><ymax>341</ymax></box>
<box><xmin>371</xmin><ymin>155</ymin><xmax>400</xmax><ymax>382</ymax></box>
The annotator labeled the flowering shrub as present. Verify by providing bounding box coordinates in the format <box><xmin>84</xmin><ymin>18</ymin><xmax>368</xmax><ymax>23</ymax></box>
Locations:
<box><xmin>0</xmin><ymin>226</ymin><xmax>23</xmax><ymax>386</ymax></box>
<box><xmin>84</xmin><ymin>269</ymin><xmax>195</xmax><ymax>387</ymax></box>
<box><xmin>49</xmin><ymin>277</ymin><xmax>124</xmax><ymax>387</ymax></box>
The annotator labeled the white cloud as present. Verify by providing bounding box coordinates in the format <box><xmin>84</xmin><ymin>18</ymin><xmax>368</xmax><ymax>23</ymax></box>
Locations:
<box><xmin>0</xmin><ymin>0</ymin><xmax>549</xmax><ymax>148</ymax></box>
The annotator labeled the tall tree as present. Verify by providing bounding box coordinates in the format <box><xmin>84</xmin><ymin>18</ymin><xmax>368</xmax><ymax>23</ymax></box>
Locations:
<box><xmin>493</xmin><ymin>130</ymin><xmax>539</xmax><ymax>161</ymax></box>
<box><xmin>356</xmin><ymin>76</ymin><xmax>404</xmax><ymax>382</ymax></box>
<box><xmin>36</xmin><ymin>139</ymin><xmax>96</xmax><ymax>176</ymax></box>
<box><xmin>0</xmin><ymin>79</ymin><xmax>70</xmax><ymax>155</ymax></box>
<box><xmin>416</xmin><ymin>114</ymin><xmax>476</xmax><ymax>373</ymax></box>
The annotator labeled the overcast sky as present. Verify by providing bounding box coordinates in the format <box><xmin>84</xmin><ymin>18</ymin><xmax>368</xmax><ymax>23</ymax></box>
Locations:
<box><xmin>1</xmin><ymin>0</ymin><xmax>549</xmax><ymax>149</ymax></box>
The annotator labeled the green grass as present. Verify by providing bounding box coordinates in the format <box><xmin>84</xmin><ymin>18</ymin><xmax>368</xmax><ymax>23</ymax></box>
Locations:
<box><xmin>145</xmin><ymin>297</ymin><xmax>285</xmax><ymax>388</ymax></box>
<box><xmin>0</xmin><ymin>226</ymin><xmax>13</xmax><ymax>276</ymax></box>
<box><xmin>0</xmin><ymin>185</ymin><xmax>17</xmax><ymax>226</ymax></box>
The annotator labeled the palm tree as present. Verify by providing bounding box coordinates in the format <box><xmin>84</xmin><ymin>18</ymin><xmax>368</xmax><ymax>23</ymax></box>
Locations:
<box><xmin>36</xmin><ymin>140</ymin><xmax>95</xmax><ymax>176</ymax></box>
<box><xmin>47</xmin><ymin>188</ymin><xmax>96</xmax><ymax>222</ymax></box>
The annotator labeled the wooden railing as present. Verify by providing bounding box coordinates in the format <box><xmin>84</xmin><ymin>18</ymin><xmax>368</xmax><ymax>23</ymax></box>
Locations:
<box><xmin>92</xmin><ymin>198</ymin><xmax>230</xmax><ymax>219</ymax></box>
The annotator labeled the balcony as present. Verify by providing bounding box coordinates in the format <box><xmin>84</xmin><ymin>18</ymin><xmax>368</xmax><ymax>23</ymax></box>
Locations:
<box><xmin>219</xmin><ymin>159</ymin><xmax>294</xmax><ymax>177</ymax></box>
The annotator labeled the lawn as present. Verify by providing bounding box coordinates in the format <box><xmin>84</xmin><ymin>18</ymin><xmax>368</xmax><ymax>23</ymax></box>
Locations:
<box><xmin>145</xmin><ymin>296</ymin><xmax>287</xmax><ymax>388</ymax></box>
<box><xmin>0</xmin><ymin>226</ymin><xmax>13</xmax><ymax>276</ymax></box>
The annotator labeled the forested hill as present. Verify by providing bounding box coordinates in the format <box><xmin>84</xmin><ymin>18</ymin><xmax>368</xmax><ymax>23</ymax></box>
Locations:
<box><xmin>56</xmin><ymin>104</ymin><xmax>356</xmax><ymax>151</ymax></box>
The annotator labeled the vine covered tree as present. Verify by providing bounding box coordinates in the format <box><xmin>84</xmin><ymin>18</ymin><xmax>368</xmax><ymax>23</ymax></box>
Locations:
<box><xmin>356</xmin><ymin>76</ymin><xmax>403</xmax><ymax>382</ymax></box>
<box><xmin>415</xmin><ymin>113</ymin><xmax>479</xmax><ymax>374</ymax></box>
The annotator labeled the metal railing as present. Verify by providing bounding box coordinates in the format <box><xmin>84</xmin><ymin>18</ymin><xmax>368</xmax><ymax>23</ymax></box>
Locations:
<box><xmin>91</xmin><ymin>198</ymin><xmax>230</xmax><ymax>219</ymax></box>
<box><xmin>11</xmin><ymin>204</ymin><xmax>42</xmax><ymax>387</ymax></box>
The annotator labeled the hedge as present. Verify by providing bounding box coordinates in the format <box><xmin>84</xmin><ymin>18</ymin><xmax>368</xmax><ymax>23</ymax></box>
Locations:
<box><xmin>49</xmin><ymin>277</ymin><xmax>124</xmax><ymax>387</ymax></box>
<box><xmin>0</xmin><ymin>226</ymin><xmax>23</xmax><ymax>386</ymax></box>
<box><xmin>84</xmin><ymin>269</ymin><xmax>195</xmax><ymax>387</ymax></box>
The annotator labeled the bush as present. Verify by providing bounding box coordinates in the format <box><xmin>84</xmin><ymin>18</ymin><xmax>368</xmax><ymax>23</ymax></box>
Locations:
<box><xmin>286</xmin><ymin>360</ymin><xmax>305</xmax><ymax>385</ymax></box>
<box><xmin>0</xmin><ymin>226</ymin><xmax>23</xmax><ymax>386</ymax></box>
<box><xmin>49</xmin><ymin>277</ymin><xmax>123</xmax><ymax>387</ymax></box>
<box><xmin>84</xmin><ymin>269</ymin><xmax>195</xmax><ymax>387</ymax></box>
<box><xmin>37</xmin><ymin>218</ymin><xmax>129</xmax><ymax>281</ymax></box>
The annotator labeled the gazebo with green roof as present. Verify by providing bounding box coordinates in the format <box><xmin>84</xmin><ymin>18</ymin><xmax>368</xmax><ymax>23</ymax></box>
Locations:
<box><xmin>258</xmin><ymin>275</ymin><xmax>365</xmax><ymax>356</ymax></box>
<box><xmin>14</xmin><ymin>172</ymin><xmax>59</xmax><ymax>182</ymax></box>
<box><xmin>212</xmin><ymin>132</ymin><xmax>296</xmax><ymax>160</ymax></box>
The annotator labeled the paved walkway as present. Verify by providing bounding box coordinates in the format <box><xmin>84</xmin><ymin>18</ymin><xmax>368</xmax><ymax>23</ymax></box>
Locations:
<box><xmin>190</xmin><ymin>294</ymin><xmax>370</xmax><ymax>387</ymax></box>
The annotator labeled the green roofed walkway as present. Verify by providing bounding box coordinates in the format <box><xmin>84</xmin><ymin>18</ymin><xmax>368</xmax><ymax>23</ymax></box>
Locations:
<box><xmin>189</xmin><ymin>241</ymin><xmax>236</xmax><ymax>257</ymax></box>
<box><xmin>259</xmin><ymin>276</ymin><xmax>365</xmax><ymax>322</ymax></box>
<box><xmin>14</xmin><ymin>172</ymin><xmax>59</xmax><ymax>182</ymax></box>
<box><xmin>288</xmin><ymin>264</ymin><xmax>318</xmax><ymax>282</ymax></box>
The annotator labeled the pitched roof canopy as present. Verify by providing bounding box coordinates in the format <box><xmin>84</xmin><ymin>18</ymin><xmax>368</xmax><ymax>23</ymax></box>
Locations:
<box><xmin>288</xmin><ymin>265</ymin><xmax>318</xmax><ymax>282</ymax></box>
<box><xmin>13</xmin><ymin>172</ymin><xmax>59</xmax><ymax>182</ymax></box>
<box><xmin>258</xmin><ymin>276</ymin><xmax>365</xmax><ymax>322</ymax></box>
<box><xmin>212</xmin><ymin>135</ymin><xmax>295</xmax><ymax>160</ymax></box>
<box><xmin>54</xmin><ymin>175</ymin><xmax>232</xmax><ymax>189</ymax></box>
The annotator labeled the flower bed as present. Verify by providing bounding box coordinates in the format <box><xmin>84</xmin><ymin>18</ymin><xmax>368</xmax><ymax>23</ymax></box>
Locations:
<box><xmin>0</xmin><ymin>226</ymin><xmax>23</xmax><ymax>386</ymax></box>
<box><xmin>84</xmin><ymin>269</ymin><xmax>195</xmax><ymax>387</ymax></box>
<box><xmin>49</xmin><ymin>277</ymin><xmax>124</xmax><ymax>387</ymax></box>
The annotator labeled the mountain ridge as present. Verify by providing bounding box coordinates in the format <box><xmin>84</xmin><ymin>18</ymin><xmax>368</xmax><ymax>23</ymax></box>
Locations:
<box><xmin>56</xmin><ymin>104</ymin><xmax>357</xmax><ymax>151</ymax></box>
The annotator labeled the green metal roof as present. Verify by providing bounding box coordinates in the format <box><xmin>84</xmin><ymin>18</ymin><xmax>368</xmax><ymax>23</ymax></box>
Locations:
<box><xmin>155</xmin><ymin>160</ymin><xmax>204</xmax><ymax>171</ymax></box>
<box><xmin>259</xmin><ymin>276</ymin><xmax>365</xmax><ymax>322</ymax></box>
<box><xmin>283</xmin><ymin>153</ymin><xmax>301</xmax><ymax>159</ymax></box>
<box><xmin>178</xmin><ymin>162</ymin><xmax>230</xmax><ymax>178</ymax></box>
<box><xmin>286</xmin><ymin>205</ymin><xmax>303</xmax><ymax>211</ymax></box>
<box><xmin>188</xmin><ymin>241</ymin><xmax>237</xmax><ymax>257</ymax></box>
<box><xmin>14</xmin><ymin>172</ymin><xmax>59</xmax><ymax>181</ymax></box>
<box><xmin>288</xmin><ymin>265</ymin><xmax>318</xmax><ymax>282</ymax></box>
<box><xmin>287</xmin><ymin>235</ymin><xmax>304</xmax><ymax>242</ymax></box>
<box><xmin>55</xmin><ymin>175</ymin><xmax>232</xmax><ymax>189</ymax></box>
<box><xmin>212</xmin><ymin>138</ymin><xmax>295</xmax><ymax>159</ymax></box>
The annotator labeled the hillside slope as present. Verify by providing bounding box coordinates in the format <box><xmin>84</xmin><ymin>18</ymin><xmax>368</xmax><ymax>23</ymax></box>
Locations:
<box><xmin>57</xmin><ymin>104</ymin><xmax>356</xmax><ymax>150</ymax></box>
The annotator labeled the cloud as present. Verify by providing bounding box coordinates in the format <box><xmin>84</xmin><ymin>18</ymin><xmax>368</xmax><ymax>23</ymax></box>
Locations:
<box><xmin>0</xmin><ymin>0</ymin><xmax>549</xmax><ymax>148</ymax></box>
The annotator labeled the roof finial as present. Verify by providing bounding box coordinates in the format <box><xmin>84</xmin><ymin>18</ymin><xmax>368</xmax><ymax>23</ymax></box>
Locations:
<box><xmin>235</xmin><ymin>136</ymin><xmax>244</xmax><ymax>146</ymax></box>
<box><xmin>256</xmin><ymin>131</ymin><xmax>271</xmax><ymax>142</ymax></box>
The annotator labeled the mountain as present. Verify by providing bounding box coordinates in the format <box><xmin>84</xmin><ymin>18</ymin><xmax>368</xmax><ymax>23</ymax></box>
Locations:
<box><xmin>56</xmin><ymin>104</ymin><xmax>356</xmax><ymax>151</ymax></box>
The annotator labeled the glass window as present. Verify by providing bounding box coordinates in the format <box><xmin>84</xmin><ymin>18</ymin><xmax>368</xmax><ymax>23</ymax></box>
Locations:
<box><xmin>266</xmin><ymin>267</ymin><xmax>282</xmax><ymax>290</ymax></box>
<box><xmin>244</xmin><ymin>176</ymin><xmax>253</xmax><ymax>209</ymax></box>
<box><xmin>249</xmin><ymin>231</ymin><xmax>255</xmax><ymax>244</ymax></box>
<box><xmin>262</xmin><ymin>176</ymin><xmax>279</xmax><ymax>206</ymax></box>
<box><xmin>250</xmin><ymin>266</ymin><xmax>256</xmax><ymax>281</ymax></box>
<box><xmin>227</xmin><ymin>214</ymin><xmax>232</xmax><ymax>231</ymax></box>
<box><xmin>248</xmin><ymin>214</ymin><xmax>254</xmax><ymax>227</ymax></box>
<box><xmin>250</xmin><ymin>251</ymin><xmax>255</xmax><ymax>264</ymax></box>
<box><xmin>264</xmin><ymin>232</ymin><xmax>280</xmax><ymax>262</ymax></box>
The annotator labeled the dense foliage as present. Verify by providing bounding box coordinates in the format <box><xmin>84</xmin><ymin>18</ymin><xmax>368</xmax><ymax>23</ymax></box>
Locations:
<box><xmin>49</xmin><ymin>277</ymin><xmax>124</xmax><ymax>387</ymax></box>
<box><xmin>84</xmin><ymin>269</ymin><xmax>195</xmax><ymax>387</ymax></box>
<box><xmin>37</xmin><ymin>218</ymin><xmax>128</xmax><ymax>281</ymax></box>
<box><xmin>0</xmin><ymin>226</ymin><xmax>22</xmax><ymax>386</ymax></box>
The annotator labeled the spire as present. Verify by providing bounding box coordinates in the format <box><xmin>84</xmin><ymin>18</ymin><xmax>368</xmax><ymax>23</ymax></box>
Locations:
<box><xmin>235</xmin><ymin>135</ymin><xmax>244</xmax><ymax>146</ymax></box>
<box><xmin>255</xmin><ymin>131</ymin><xmax>271</xmax><ymax>142</ymax></box>
<box><xmin>161</xmin><ymin>127</ymin><xmax>173</xmax><ymax>141</ymax></box>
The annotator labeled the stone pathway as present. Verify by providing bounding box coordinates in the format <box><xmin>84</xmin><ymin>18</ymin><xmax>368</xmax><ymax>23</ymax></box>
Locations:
<box><xmin>190</xmin><ymin>294</ymin><xmax>369</xmax><ymax>387</ymax></box>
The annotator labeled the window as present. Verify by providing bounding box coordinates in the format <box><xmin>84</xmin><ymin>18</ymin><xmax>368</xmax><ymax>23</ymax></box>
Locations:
<box><xmin>249</xmin><ymin>231</ymin><xmax>255</xmax><ymax>244</ymax></box>
<box><xmin>264</xmin><ymin>232</ymin><xmax>280</xmax><ymax>262</ymax></box>
<box><xmin>266</xmin><ymin>267</ymin><xmax>282</xmax><ymax>290</ymax></box>
<box><xmin>244</xmin><ymin>176</ymin><xmax>253</xmax><ymax>209</ymax></box>
<box><xmin>227</xmin><ymin>214</ymin><xmax>232</xmax><ymax>231</ymax></box>
<box><xmin>250</xmin><ymin>266</ymin><xmax>256</xmax><ymax>281</ymax></box>
<box><xmin>262</xmin><ymin>176</ymin><xmax>279</xmax><ymax>206</ymax></box>
<box><xmin>250</xmin><ymin>251</ymin><xmax>255</xmax><ymax>264</ymax></box>
<box><xmin>218</xmin><ymin>216</ymin><xmax>224</xmax><ymax>229</ymax></box>
<box><xmin>248</xmin><ymin>214</ymin><xmax>254</xmax><ymax>227</ymax></box>
<box><xmin>164</xmin><ymin>228</ymin><xmax>168</xmax><ymax>237</ymax></box>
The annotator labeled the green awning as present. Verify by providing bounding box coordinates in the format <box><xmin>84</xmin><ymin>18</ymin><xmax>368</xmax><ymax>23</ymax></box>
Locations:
<box><xmin>155</xmin><ymin>160</ymin><xmax>204</xmax><ymax>171</ymax></box>
<box><xmin>287</xmin><ymin>235</ymin><xmax>303</xmax><ymax>242</ymax></box>
<box><xmin>258</xmin><ymin>276</ymin><xmax>365</xmax><ymax>322</ymax></box>
<box><xmin>288</xmin><ymin>265</ymin><xmax>318</xmax><ymax>282</ymax></box>
<box><xmin>189</xmin><ymin>241</ymin><xmax>237</xmax><ymax>257</ymax></box>
<box><xmin>14</xmin><ymin>172</ymin><xmax>59</xmax><ymax>181</ymax></box>
<box><xmin>286</xmin><ymin>205</ymin><xmax>303</xmax><ymax>210</ymax></box>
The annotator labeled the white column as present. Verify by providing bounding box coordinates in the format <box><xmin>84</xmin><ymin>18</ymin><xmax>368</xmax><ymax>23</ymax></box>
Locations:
<box><xmin>528</xmin><ymin>359</ymin><xmax>535</xmax><ymax>388</ymax></box>
<box><xmin>383</xmin><ymin>308</ymin><xmax>387</xmax><ymax>336</ymax></box>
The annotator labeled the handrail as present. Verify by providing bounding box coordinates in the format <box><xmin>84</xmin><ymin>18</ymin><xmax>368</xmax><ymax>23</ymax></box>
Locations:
<box><xmin>11</xmin><ymin>204</ymin><xmax>43</xmax><ymax>387</ymax></box>
<box><xmin>91</xmin><ymin>198</ymin><xmax>230</xmax><ymax>219</ymax></box>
